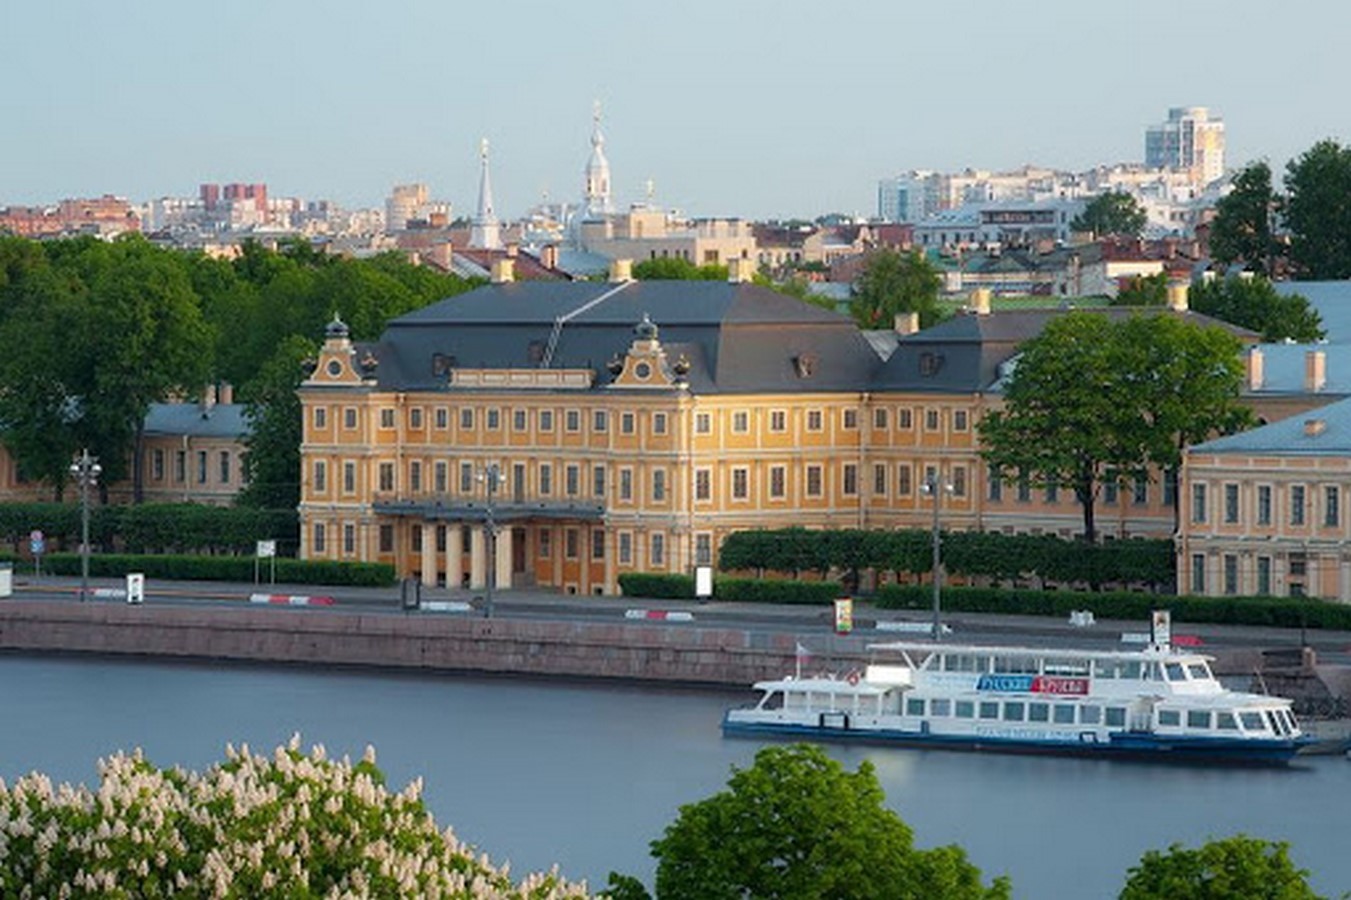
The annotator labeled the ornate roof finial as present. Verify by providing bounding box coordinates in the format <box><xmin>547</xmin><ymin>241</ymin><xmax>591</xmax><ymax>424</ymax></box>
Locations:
<box><xmin>325</xmin><ymin>312</ymin><xmax>349</xmax><ymax>340</ymax></box>
<box><xmin>634</xmin><ymin>312</ymin><xmax>659</xmax><ymax>341</ymax></box>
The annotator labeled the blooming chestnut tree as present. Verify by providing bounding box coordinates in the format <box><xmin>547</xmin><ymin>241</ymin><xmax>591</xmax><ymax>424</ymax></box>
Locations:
<box><xmin>0</xmin><ymin>735</ymin><xmax>588</xmax><ymax>899</ymax></box>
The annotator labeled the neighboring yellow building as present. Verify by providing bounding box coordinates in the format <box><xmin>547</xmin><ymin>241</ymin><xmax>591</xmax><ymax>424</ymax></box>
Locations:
<box><xmin>0</xmin><ymin>394</ymin><xmax>249</xmax><ymax>506</ymax></box>
<box><xmin>1180</xmin><ymin>396</ymin><xmax>1351</xmax><ymax>600</ymax></box>
<box><xmin>296</xmin><ymin>271</ymin><xmax>1267</xmax><ymax>595</ymax></box>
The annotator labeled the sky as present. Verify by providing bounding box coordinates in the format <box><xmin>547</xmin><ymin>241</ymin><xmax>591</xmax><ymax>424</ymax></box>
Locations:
<box><xmin>4</xmin><ymin>0</ymin><xmax>1350</xmax><ymax>221</ymax></box>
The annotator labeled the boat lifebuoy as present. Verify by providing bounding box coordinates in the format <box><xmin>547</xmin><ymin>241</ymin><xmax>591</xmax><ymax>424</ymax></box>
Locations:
<box><xmin>847</xmin><ymin>672</ymin><xmax>860</xmax><ymax>686</ymax></box>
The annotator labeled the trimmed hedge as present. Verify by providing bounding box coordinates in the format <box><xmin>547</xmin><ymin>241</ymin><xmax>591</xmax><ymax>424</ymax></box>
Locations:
<box><xmin>873</xmin><ymin>584</ymin><xmax>1351</xmax><ymax>631</ymax></box>
<box><xmin>37</xmin><ymin>552</ymin><xmax>395</xmax><ymax>587</ymax></box>
<box><xmin>718</xmin><ymin>527</ymin><xmax>1175</xmax><ymax>591</ymax></box>
<box><xmin>0</xmin><ymin>503</ymin><xmax>298</xmax><ymax>556</ymax></box>
<box><xmin>617</xmin><ymin>573</ymin><xmax>843</xmax><ymax>605</ymax></box>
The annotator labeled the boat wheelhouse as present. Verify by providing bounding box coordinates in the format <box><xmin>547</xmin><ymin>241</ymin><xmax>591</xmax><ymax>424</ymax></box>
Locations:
<box><xmin>723</xmin><ymin>638</ymin><xmax>1310</xmax><ymax>765</ymax></box>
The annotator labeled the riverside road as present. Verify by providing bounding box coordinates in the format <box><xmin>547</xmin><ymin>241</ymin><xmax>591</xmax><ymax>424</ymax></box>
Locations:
<box><xmin>7</xmin><ymin>572</ymin><xmax>1350</xmax><ymax>664</ymax></box>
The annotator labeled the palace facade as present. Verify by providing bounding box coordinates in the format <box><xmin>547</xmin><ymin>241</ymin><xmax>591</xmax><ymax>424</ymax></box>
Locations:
<box><xmin>297</xmin><ymin>263</ymin><xmax>1267</xmax><ymax>595</ymax></box>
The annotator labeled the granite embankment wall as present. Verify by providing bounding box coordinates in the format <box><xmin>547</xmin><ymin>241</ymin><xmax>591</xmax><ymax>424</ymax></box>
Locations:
<box><xmin>0</xmin><ymin>602</ymin><xmax>812</xmax><ymax>687</ymax></box>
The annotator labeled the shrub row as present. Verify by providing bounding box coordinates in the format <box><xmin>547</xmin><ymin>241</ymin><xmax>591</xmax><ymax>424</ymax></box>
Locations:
<box><xmin>873</xmin><ymin>584</ymin><xmax>1351</xmax><ymax>630</ymax></box>
<box><xmin>718</xmin><ymin>527</ymin><xmax>1174</xmax><ymax>591</ymax></box>
<box><xmin>36</xmin><ymin>552</ymin><xmax>395</xmax><ymax>587</ymax></box>
<box><xmin>0</xmin><ymin>503</ymin><xmax>298</xmax><ymax>556</ymax></box>
<box><xmin>617</xmin><ymin>573</ymin><xmax>843</xmax><ymax>604</ymax></box>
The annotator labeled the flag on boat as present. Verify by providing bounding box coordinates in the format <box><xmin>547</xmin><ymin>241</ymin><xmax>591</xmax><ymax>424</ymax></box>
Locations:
<box><xmin>796</xmin><ymin>642</ymin><xmax>811</xmax><ymax>662</ymax></box>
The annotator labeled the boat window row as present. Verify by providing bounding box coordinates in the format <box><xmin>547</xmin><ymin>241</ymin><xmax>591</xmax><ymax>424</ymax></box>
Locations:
<box><xmin>1156</xmin><ymin>707</ymin><xmax>1297</xmax><ymax>736</ymax></box>
<box><xmin>936</xmin><ymin>653</ymin><xmax>1213</xmax><ymax>683</ymax></box>
<box><xmin>906</xmin><ymin>697</ymin><xmax>1127</xmax><ymax>728</ymax></box>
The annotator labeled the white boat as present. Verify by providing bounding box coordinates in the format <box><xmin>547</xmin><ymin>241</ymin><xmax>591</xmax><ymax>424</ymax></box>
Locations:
<box><xmin>723</xmin><ymin>630</ymin><xmax>1311</xmax><ymax>766</ymax></box>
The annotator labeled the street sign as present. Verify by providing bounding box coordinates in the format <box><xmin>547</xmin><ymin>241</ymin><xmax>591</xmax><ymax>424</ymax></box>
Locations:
<box><xmin>29</xmin><ymin>529</ymin><xmax>44</xmax><ymax>556</ymax></box>
<box><xmin>256</xmin><ymin>540</ymin><xmax>276</xmax><ymax>558</ymax></box>
<box><xmin>126</xmin><ymin>573</ymin><xmax>144</xmax><ymax>605</ymax></box>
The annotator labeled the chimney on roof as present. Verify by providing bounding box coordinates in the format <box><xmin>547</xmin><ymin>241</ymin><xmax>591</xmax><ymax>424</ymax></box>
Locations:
<box><xmin>609</xmin><ymin>259</ymin><xmax>633</xmax><ymax>283</ymax></box>
<box><xmin>218</xmin><ymin>382</ymin><xmax>234</xmax><ymax>405</ymax></box>
<box><xmin>1166</xmin><ymin>282</ymin><xmax>1189</xmax><ymax>311</ymax></box>
<box><xmin>1305</xmin><ymin>349</ymin><xmax>1326</xmax><ymax>392</ymax></box>
<box><xmin>199</xmin><ymin>384</ymin><xmax>217</xmax><ymax>414</ymax></box>
<box><xmin>429</xmin><ymin>241</ymin><xmax>452</xmax><ymax>270</ymax></box>
<box><xmin>540</xmin><ymin>244</ymin><xmax>559</xmax><ymax>270</ymax></box>
<box><xmin>505</xmin><ymin>242</ymin><xmax>519</xmax><ymax>258</ymax></box>
<box><xmin>727</xmin><ymin>256</ymin><xmax>753</xmax><ymax>283</ymax></box>
<box><xmin>970</xmin><ymin>287</ymin><xmax>992</xmax><ymax>315</ymax></box>
<box><xmin>894</xmin><ymin>312</ymin><xmax>920</xmax><ymax>336</ymax></box>
<box><xmin>1305</xmin><ymin>418</ymin><xmax>1327</xmax><ymax>437</ymax></box>
<box><xmin>1245</xmin><ymin>346</ymin><xmax>1264</xmax><ymax>391</ymax></box>
<box><xmin>491</xmin><ymin>257</ymin><xmax>515</xmax><ymax>283</ymax></box>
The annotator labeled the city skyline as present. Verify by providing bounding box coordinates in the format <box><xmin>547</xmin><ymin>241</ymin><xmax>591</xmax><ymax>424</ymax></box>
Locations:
<box><xmin>4</xmin><ymin>0</ymin><xmax>1349</xmax><ymax>221</ymax></box>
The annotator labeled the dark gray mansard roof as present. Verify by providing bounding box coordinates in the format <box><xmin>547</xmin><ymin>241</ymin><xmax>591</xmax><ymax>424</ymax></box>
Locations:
<box><xmin>372</xmin><ymin>280</ymin><xmax>883</xmax><ymax>394</ymax></box>
<box><xmin>873</xmin><ymin>308</ymin><xmax>1260</xmax><ymax>394</ymax></box>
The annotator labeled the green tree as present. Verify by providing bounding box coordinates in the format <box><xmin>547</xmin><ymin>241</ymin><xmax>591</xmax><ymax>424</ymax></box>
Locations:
<box><xmin>1284</xmin><ymin>139</ymin><xmax>1351</xmax><ymax>279</ymax></box>
<box><xmin>751</xmin><ymin>270</ymin><xmax>836</xmax><ymax>311</ymax></box>
<box><xmin>1114</xmin><ymin>314</ymin><xmax>1253</xmax><ymax>530</ymax></box>
<box><xmin>633</xmin><ymin>257</ymin><xmax>728</xmax><ymax>280</ymax></box>
<box><xmin>1210</xmin><ymin>161</ymin><xmax>1279</xmax><ymax>275</ymax></box>
<box><xmin>1188</xmin><ymin>276</ymin><xmax>1325</xmax><ymax>342</ymax></box>
<box><xmin>980</xmin><ymin>314</ymin><xmax>1142</xmax><ymax>543</ymax></box>
<box><xmin>78</xmin><ymin>236</ymin><xmax>214</xmax><ymax>498</ymax></box>
<box><xmin>642</xmin><ymin>743</ymin><xmax>1009</xmax><ymax>900</ymax></box>
<box><xmin>236</xmin><ymin>335</ymin><xmax>315</xmax><ymax>511</ymax></box>
<box><xmin>1120</xmin><ymin>835</ymin><xmax>1324</xmax><ymax>900</ymax></box>
<box><xmin>0</xmin><ymin>236</ymin><xmax>212</xmax><ymax>499</ymax></box>
<box><xmin>0</xmin><ymin>736</ymin><xmax>586</xmax><ymax>899</ymax></box>
<box><xmin>1113</xmin><ymin>272</ymin><xmax>1169</xmax><ymax>306</ymax></box>
<box><xmin>850</xmin><ymin>248</ymin><xmax>943</xmax><ymax>330</ymax></box>
<box><xmin>1072</xmin><ymin>192</ymin><xmax>1148</xmax><ymax>238</ymax></box>
<box><xmin>981</xmin><ymin>312</ymin><xmax>1248</xmax><ymax>543</ymax></box>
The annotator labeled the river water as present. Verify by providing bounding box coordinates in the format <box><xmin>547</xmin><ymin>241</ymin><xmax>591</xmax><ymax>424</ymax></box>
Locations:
<box><xmin>0</xmin><ymin>655</ymin><xmax>1347</xmax><ymax>899</ymax></box>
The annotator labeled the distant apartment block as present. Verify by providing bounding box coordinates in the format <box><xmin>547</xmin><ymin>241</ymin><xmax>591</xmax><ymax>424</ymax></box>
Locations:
<box><xmin>1145</xmin><ymin>106</ymin><xmax>1225</xmax><ymax>186</ymax></box>
<box><xmin>0</xmin><ymin>195</ymin><xmax>140</xmax><ymax>238</ymax></box>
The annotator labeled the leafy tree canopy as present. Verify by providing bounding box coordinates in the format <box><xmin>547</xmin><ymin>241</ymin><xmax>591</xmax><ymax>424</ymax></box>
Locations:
<box><xmin>637</xmin><ymin>743</ymin><xmax>1009</xmax><ymax>900</ymax></box>
<box><xmin>1072</xmin><ymin>192</ymin><xmax>1148</xmax><ymax>238</ymax></box>
<box><xmin>632</xmin><ymin>257</ymin><xmax>728</xmax><ymax>280</ymax></box>
<box><xmin>981</xmin><ymin>312</ymin><xmax>1248</xmax><ymax>542</ymax></box>
<box><xmin>1210</xmin><ymin>161</ymin><xmax>1279</xmax><ymax>275</ymax></box>
<box><xmin>1284</xmin><ymin>139</ymin><xmax>1351</xmax><ymax>280</ymax></box>
<box><xmin>1112</xmin><ymin>272</ymin><xmax>1169</xmax><ymax>306</ymax></box>
<box><xmin>850</xmin><ymin>248</ymin><xmax>944</xmax><ymax>330</ymax></box>
<box><xmin>1189</xmin><ymin>276</ymin><xmax>1325</xmax><ymax>342</ymax></box>
<box><xmin>0</xmin><ymin>736</ymin><xmax>585</xmax><ymax>899</ymax></box>
<box><xmin>1119</xmin><ymin>835</ymin><xmax>1324</xmax><ymax>900</ymax></box>
<box><xmin>0</xmin><ymin>235</ymin><xmax>476</xmax><ymax>504</ymax></box>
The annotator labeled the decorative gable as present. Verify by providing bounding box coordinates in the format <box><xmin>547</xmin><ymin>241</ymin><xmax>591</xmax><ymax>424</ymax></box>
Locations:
<box><xmin>608</xmin><ymin>314</ymin><xmax>685</xmax><ymax>389</ymax></box>
<box><xmin>303</xmin><ymin>314</ymin><xmax>372</xmax><ymax>387</ymax></box>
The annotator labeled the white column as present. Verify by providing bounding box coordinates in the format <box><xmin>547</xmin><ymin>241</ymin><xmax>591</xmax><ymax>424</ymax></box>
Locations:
<box><xmin>420</xmin><ymin>523</ymin><xmax>437</xmax><ymax>586</ymax></box>
<box><xmin>470</xmin><ymin>528</ymin><xmax>487</xmax><ymax>589</ymax></box>
<box><xmin>495</xmin><ymin>525</ymin><xmax>513</xmax><ymax>590</ymax></box>
<box><xmin>603</xmin><ymin>527</ymin><xmax>616</xmax><ymax>595</ymax></box>
<box><xmin>446</xmin><ymin>525</ymin><xmax>463</xmax><ymax>590</ymax></box>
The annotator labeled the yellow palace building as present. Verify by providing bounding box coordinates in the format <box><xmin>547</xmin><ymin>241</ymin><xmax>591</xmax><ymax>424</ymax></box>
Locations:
<box><xmin>297</xmin><ymin>264</ymin><xmax>1243</xmax><ymax>595</ymax></box>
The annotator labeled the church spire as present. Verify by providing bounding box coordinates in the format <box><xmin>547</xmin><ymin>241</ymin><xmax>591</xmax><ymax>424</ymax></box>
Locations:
<box><xmin>583</xmin><ymin>100</ymin><xmax>613</xmax><ymax>218</ymax></box>
<box><xmin>469</xmin><ymin>137</ymin><xmax>502</xmax><ymax>250</ymax></box>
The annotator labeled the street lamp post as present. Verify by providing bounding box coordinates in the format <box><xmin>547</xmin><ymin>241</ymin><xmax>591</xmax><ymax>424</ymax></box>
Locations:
<box><xmin>69</xmin><ymin>449</ymin><xmax>102</xmax><ymax>603</ymax></box>
<box><xmin>478</xmin><ymin>463</ymin><xmax>505</xmax><ymax>618</ymax></box>
<box><xmin>922</xmin><ymin>473</ymin><xmax>953</xmax><ymax>640</ymax></box>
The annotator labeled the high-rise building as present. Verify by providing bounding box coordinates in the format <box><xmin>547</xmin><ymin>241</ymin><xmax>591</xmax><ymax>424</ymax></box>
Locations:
<box><xmin>385</xmin><ymin>183</ymin><xmax>429</xmax><ymax>232</ymax></box>
<box><xmin>1144</xmin><ymin>106</ymin><xmax>1225</xmax><ymax>186</ymax></box>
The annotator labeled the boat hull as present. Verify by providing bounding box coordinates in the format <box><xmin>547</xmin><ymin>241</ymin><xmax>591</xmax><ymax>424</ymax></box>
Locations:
<box><xmin>722</xmin><ymin>715</ymin><xmax>1309</xmax><ymax>766</ymax></box>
